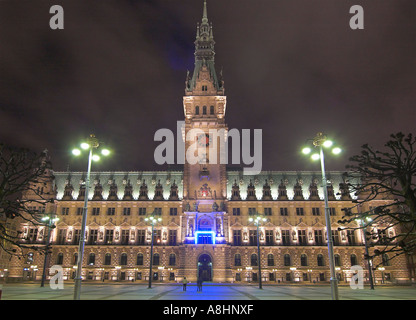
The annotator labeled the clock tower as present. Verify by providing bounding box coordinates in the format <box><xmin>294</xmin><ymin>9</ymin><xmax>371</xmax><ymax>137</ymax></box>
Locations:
<box><xmin>182</xmin><ymin>0</ymin><xmax>228</xmax><ymax>247</ymax></box>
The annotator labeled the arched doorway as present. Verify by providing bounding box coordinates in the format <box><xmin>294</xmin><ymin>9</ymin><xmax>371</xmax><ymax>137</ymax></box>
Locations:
<box><xmin>198</xmin><ymin>254</ymin><xmax>212</xmax><ymax>281</ymax></box>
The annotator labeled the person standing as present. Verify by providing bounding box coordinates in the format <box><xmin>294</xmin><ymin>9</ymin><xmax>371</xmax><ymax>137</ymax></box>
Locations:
<box><xmin>197</xmin><ymin>277</ymin><xmax>201</xmax><ymax>292</ymax></box>
<box><xmin>182</xmin><ymin>277</ymin><xmax>188</xmax><ymax>291</ymax></box>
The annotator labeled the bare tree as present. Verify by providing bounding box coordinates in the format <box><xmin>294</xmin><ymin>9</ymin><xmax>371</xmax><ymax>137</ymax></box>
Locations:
<box><xmin>0</xmin><ymin>144</ymin><xmax>55</xmax><ymax>257</ymax></box>
<box><xmin>340</xmin><ymin>132</ymin><xmax>416</xmax><ymax>270</ymax></box>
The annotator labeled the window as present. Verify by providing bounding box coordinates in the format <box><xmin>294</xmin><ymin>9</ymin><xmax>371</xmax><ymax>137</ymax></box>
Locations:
<box><xmin>329</xmin><ymin>208</ymin><xmax>336</xmax><ymax>216</ymax></box>
<box><xmin>120</xmin><ymin>253</ymin><xmax>128</xmax><ymax>266</ymax></box>
<box><xmin>121</xmin><ymin>230</ymin><xmax>129</xmax><ymax>244</ymax></box>
<box><xmin>76</xmin><ymin>208</ymin><xmax>83</xmax><ymax>216</ymax></box>
<box><xmin>73</xmin><ymin>230</ymin><xmax>81</xmax><ymax>245</ymax></box>
<box><xmin>301</xmin><ymin>254</ymin><xmax>308</xmax><ymax>266</ymax></box>
<box><xmin>234</xmin><ymin>254</ymin><xmax>242</xmax><ymax>266</ymax></box>
<box><xmin>298</xmin><ymin>230</ymin><xmax>307</xmax><ymax>245</ymax></box>
<box><xmin>382</xmin><ymin>254</ymin><xmax>390</xmax><ymax>266</ymax></box>
<box><xmin>210</xmin><ymin>105</ymin><xmax>214</xmax><ymax>115</ymax></box>
<box><xmin>195</xmin><ymin>106</ymin><xmax>199</xmax><ymax>115</ymax></box>
<box><xmin>264</xmin><ymin>208</ymin><xmax>272</xmax><ymax>216</ymax></box>
<box><xmin>153</xmin><ymin>230</ymin><xmax>162</xmax><ymax>244</ymax></box>
<box><xmin>153</xmin><ymin>253</ymin><xmax>160</xmax><ymax>266</ymax></box>
<box><xmin>248</xmin><ymin>208</ymin><xmax>256</xmax><ymax>216</ymax></box>
<box><xmin>137</xmin><ymin>230</ymin><xmax>146</xmax><ymax>245</ymax></box>
<box><xmin>347</xmin><ymin>230</ymin><xmax>356</xmax><ymax>245</ymax></box>
<box><xmin>312</xmin><ymin>207</ymin><xmax>320</xmax><ymax>216</ymax></box>
<box><xmin>169</xmin><ymin>208</ymin><xmax>177</xmax><ymax>216</ymax></box>
<box><xmin>88</xmin><ymin>253</ymin><xmax>95</xmax><ymax>265</ymax></box>
<box><xmin>89</xmin><ymin>229</ymin><xmax>98</xmax><ymax>244</ymax></box>
<box><xmin>136</xmin><ymin>253</ymin><xmax>143</xmax><ymax>266</ymax></box>
<box><xmin>154</xmin><ymin>208</ymin><xmax>162</xmax><ymax>216</ymax></box>
<box><xmin>267</xmin><ymin>254</ymin><xmax>275</xmax><ymax>266</ymax></box>
<box><xmin>104</xmin><ymin>253</ymin><xmax>111</xmax><ymax>265</ymax></box>
<box><xmin>282</xmin><ymin>230</ymin><xmax>291</xmax><ymax>245</ymax></box>
<box><xmin>350</xmin><ymin>254</ymin><xmax>357</xmax><ymax>266</ymax></box>
<box><xmin>123</xmin><ymin>208</ymin><xmax>131</xmax><ymax>216</ymax></box>
<box><xmin>296</xmin><ymin>208</ymin><xmax>304</xmax><ymax>216</ymax></box>
<box><xmin>249</xmin><ymin>230</ymin><xmax>257</xmax><ymax>246</ymax></box>
<box><xmin>169</xmin><ymin>230</ymin><xmax>177</xmax><ymax>246</ymax></box>
<box><xmin>232</xmin><ymin>208</ymin><xmax>240</xmax><ymax>216</ymax></box>
<box><xmin>61</xmin><ymin>207</ymin><xmax>69</xmax><ymax>215</ymax></box>
<box><xmin>57</xmin><ymin>229</ymin><xmax>67</xmax><ymax>244</ymax></box>
<box><xmin>251</xmin><ymin>254</ymin><xmax>258</xmax><ymax>266</ymax></box>
<box><xmin>107</xmin><ymin>207</ymin><xmax>115</xmax><ymax>216</ymax></box>
<box><xmin>280</xmin><ymin>208</ymin><xmax>288</xmax><ymax>216</ymax></box>
<box><xmin>265</xmin><ymin>230</ymin><xmax>274</xmax><ymax>245</ymax></box>
<box><xmin>73</xmin><ymin>253</ymin><xmax>78</xmax><ymax>265</ymax></box>
<box><xmin>203</xmin><ymin>106</ymin><xmax>207</xmax><ymax>115</ymax></box>
<box><xmin>284</xmin><ymin>254</ymin><xmax>291</xmax><ymax>266</ymax></box>
<box><xmin>56</xmin><ymin>253</ymin><xmax>64</xmax><ymax>265</ymax></box>
<box><xmin>92</xmin><ymin>207</ymin><xmax>100</xmax><ymax>216</ymax></box>
<box><xmin>315</xmin><ymin>230</ymin><xmax>324</xmax><ymax>245</ymax></box>
<box><xmin>138</xmin><ymin>207</ymin><xmax>146</xmax><ymax>216</ymax></box>
<box><xmin>332</xmin><ymin>230</ymin><xmax>340</xmax><ymax>246</ymax></box>
<box><xmin>169</xmin><ymin>254</ymin><xmax>176</xmax><ymax>266</ymax></box>
<box><xmin>334</xmin><ymin>254</ymin><xmax>341</xmax><ymax>267</ymax></box>
<box><xmin>317</xmin><ymin>254</ymin><xmax>325</xmax><ymax>266</ymax></box>
<box><xmin>233</xmin><ymin>230</ymin><xmax>242</xmax><ymax>245</ymax></box>
<box><xmin>105</xmin><ymin>230</ymin><xmax>114</xmax><ymax>244</ymax></box>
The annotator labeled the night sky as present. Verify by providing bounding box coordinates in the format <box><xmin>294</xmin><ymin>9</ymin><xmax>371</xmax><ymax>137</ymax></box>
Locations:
<box><xmin>0</xmin><ymin>0</ymin><xmax>415</xmax><ymax>173</ymax></box>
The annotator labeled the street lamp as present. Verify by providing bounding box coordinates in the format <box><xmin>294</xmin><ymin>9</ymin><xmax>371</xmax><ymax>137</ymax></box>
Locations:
<box><xmin>72</xmin><ymin>134</ymin><xmax>110</xmax><ymax>300</ymax></box>
<box><xmin>248</xmin><ymin>213</ymin><xmax>267</xmax><ymax>289</ymax></box>
<box><xmin>301</xmin><ymin>132</ymin><xmax>341</xmax><ymax>300</ymax></box>
<box><xmin>40</xmin><ymin>210</ymin><xmax>59</xmax><ymax>288</ymax></box>
<box><xmin>145</xmin><ymin>213</ymin><xmax>162</xmax><ymax>289</ymax></box>
<box><xmin>353</xmin><ymin>201</ymin><xmax>375</xmax><ymax>290</ymax></box>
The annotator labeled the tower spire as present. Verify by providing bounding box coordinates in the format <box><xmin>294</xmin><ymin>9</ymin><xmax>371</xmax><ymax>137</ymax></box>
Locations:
<box><xmin>202</xmin><ymin>0</ymin><xmax>208</xmax><ymax>23</ymax></box>
<box><xmin>186</xmin><ymin>0</ymin><xmax>224</xmax><ymax>93</ymax></box>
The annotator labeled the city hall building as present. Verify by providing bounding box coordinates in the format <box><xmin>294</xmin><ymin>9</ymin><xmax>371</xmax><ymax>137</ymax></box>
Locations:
<box><xmin>5</xmin><ymin>1</ymin><xmax>410</xmax><ymax>284</ymax></box>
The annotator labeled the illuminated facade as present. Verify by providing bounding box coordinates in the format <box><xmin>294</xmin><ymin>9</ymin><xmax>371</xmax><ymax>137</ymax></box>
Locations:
<box><xmin>6</xmin><ymin>1</ymin><xmax>410</xmax><ymax>284</ymax></box>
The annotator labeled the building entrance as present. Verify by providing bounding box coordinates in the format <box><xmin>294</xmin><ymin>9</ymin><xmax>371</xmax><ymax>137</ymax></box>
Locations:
<box><xmin>198</xmin><ymin>254</ymin><xmax>212</xmax><ymax>281</ymax></box>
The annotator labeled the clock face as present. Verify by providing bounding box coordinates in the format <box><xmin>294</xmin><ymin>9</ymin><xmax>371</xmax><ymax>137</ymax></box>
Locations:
<box><xmin>197</xmin><ymin>133</ymin><xmax>211</xmax><ymax>147</ymax></box>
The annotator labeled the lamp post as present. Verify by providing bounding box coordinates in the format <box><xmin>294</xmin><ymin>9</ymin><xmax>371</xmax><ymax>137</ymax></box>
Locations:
<box><xmin>248</xmin><ymin>213</ymin><xmax>267</xmax><ymax>289</ymax></box>
<box><xmin>40</xmin><ymin>209</ymin><xmax>59</xmax><ymax>288</ymax></box>
<box><xmin>145</xmin><ymin>213</ymin><xmax>162</xmax><ymax>289</ymax></box>
<box><xmin>353</xmin><ymin>200</ymin><xmax>375</xmax><ymax>290</ymax></box>
<box><xmin>301</xmin><ymin>132</ymin><xmax>341</xmax><ymax>300</ymax></box>
<box><xmin>72</xmin><ymin>134</ymin><xmax>110</xmax><ymax>300</ymax></box>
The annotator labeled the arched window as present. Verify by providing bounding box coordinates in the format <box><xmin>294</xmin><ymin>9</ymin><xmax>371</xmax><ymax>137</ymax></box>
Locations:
<box><xmin>284</xmin><ymin>254</ymin><xmax>291</xmax><ymax>266</ymax></box>
<box><xmin>234</xmin><ymin>254</ymin><xmax>242</xmax><ymax>266</ymax></box>
<box><xmin>203</xmin><ymin>106</ymin><xmax>207</xmax><ymax>115</ymax></box>
<box><xmin>120</xmin><ymin>253</ymin><xmax>128</xmax><ymax>266</ymax></box>
<box><xmin>88</xmin><ymin>253</ymin><xmax>95</xmax><ymax>265</ymax></box>
<box><xmin>56</xmin><ymin>253</ymin><xmax>64</xmax><ymax>265</ymax></box>
<box><xmin>267</xmin><ymin>254</ymin><xmax>274</xmax><ymax>266</ymax></box>
<box><xmin>153</xmin><ymin>253</ymin><xmax>160</xmax><ymax>266</ymax></box>
<box><xmin>169</xmin><ymin>254</ymin><xmax>176</xmax><ymax>266</ymax></box>
<box><xmin>350</xmin><ymin>254</ymin><xmax>357</xmax><ymax>266</ymax></box>
<box><xmin>382</xmin><ymin>254</ymin><xmax>390</xmax><ymax>266</ymax></box>
<box><xmin>317</xmin><ymin>254</ymin><xmax>325</xmax><ymax>266</ymax></box>
<box><xmin>136</xmin><ymin>253</ymin><xmax>143</xmax><ymax>266</ymax></box>
<box><xmin>104</xmin><ymin>253</ymin><xmax>111</xmax><ymax>265</ymax></box>
<box><xmin>195</xmin><ymin>106</ymin><xmax>199</xmax><ymax>115</ymax></box>
<box><xmin>250</xmin><ymin>254</ymin><xmax>258</xmax><ymax>266</ymax></box>
<box><xmin>301</xmin><ymin>254</ymin><xmax>308</xmax><ymax>266</ymax></box>
<box><xmin>334</xmin><ymin>254</ymin><xmax>341</xmax><ymax>267</ymax></box>
<box><xmin>210</xmin><ymin>105</ymin><xmax>214</xmax><ymax>115</ymax></box>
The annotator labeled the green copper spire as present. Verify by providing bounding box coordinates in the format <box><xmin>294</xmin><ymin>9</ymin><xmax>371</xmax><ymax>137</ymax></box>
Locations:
<box><xmin>186</xmin><ymin>0</ymin><xmax>223</xmax><ymax>92</ymax></box>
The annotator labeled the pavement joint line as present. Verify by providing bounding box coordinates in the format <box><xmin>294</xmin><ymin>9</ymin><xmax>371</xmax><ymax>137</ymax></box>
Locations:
<box><xmin>228</xmin><ymin>285</ymin><xmax>260</xmax><ymax>300</ymax></box>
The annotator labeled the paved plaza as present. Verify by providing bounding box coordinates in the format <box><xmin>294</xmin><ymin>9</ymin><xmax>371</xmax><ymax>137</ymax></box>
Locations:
<box><xmin>1</xmin><ymin>283</ymin><xmax>415</xmax><ymax>300</ymax></box>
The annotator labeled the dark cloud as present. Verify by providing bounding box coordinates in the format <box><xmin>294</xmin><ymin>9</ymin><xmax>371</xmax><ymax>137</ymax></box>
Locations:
<box><xmin>0</xmin><ymin>0</ymin><xmax>415</xmax><ymax>173</ymax></box>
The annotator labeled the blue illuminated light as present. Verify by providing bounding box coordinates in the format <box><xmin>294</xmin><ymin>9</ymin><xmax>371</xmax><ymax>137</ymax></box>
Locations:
<box><xmin>194</xmin><ymin>231</ymin><xmax>216</xmax><ymax>245</ymax></box>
